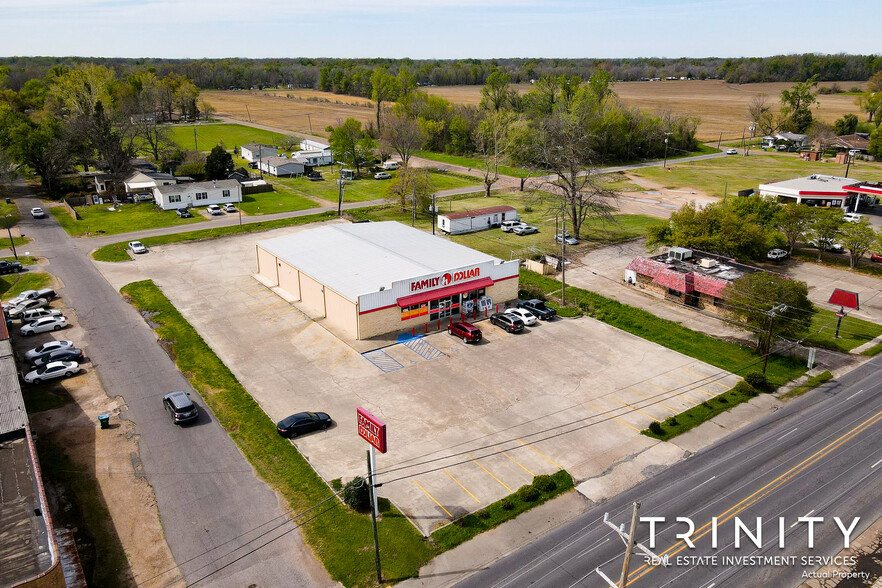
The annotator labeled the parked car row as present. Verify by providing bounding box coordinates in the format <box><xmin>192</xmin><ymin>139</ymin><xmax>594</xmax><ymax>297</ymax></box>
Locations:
<box><xmin>21</xmin><ymin>340</ymin><xmax>85</xmax><ymax>384</ymax></box>
<box><xmin>448</xmin><ymin>299</ymin><xmax>558</xmax><ymax>343</ymax></box>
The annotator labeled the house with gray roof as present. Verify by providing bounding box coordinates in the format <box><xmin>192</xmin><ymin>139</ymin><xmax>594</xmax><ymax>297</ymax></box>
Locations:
<box><xmin>153</xmin><ymin>179</ymin><xmax>242</xmax><ymax>210</ymax></box>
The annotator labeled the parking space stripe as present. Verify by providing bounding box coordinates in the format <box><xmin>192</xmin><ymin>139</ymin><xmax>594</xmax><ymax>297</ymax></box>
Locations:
<box><xmin>497</xmin><ymin>447</ymin><xmax>535</xmax><ymax>476</ymax></box>
<box><xmin>666</xmin><ymin>373</ymin><xmax>716</xmax><ymax>398</ymax></box>
<box><xmin>469</xmin><ymin>457</ymin><xmax>513</xmax><ymax>492</ymax></box>
<box><xmin>589</xmin><ymin>402</ymin><xmax>641</xmax><ymax>432</ymax></box>
<box><xmin>613</xmin><ymin>398</ymin><xmax>657</xmax><ymax>421</ymax></box>
<box><xmin>629</xmin><ymin>388</ymin><xmax>679</xmax><ymax>414</ymax></box>
<box><xmin>517</xmin><ymin>439</ymin><xmax>564</xmax><ymax>470</ymax></box>
<box><xmin>413</xmin><ymin>480</ymin><xmax>453</xmax><ymax>517</ymax></box>
<box><xmin>443</xmin><ymin>469</ymin><xmax>481</xmax><ymax>503</ymax></box>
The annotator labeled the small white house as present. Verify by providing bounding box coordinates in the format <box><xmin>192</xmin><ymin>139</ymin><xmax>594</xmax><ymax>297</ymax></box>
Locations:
<box><xmin>240</xmin><ymin>143</ymin><xmax>278</xmax><ymax>162</ymax></box>
<box><xmin>437</xmin><ymin>205</ymin><xmax>518</xmax><ymax>235</ymax></box>
<box><xmin>259</xmin><ymin>156</ymin><xmax>306</xmax><ymax>177</ymax></box>
<box><xmin>153</xmin><ymin>179</ymin><xmax>242</xmax><ymax>210</ymax></box>
<box><xmin>123</xmin><ymin>171</ymin><xmax>177</xmax><ymax>194</ymax></box>
<box><xmin>295</xmin><ymin>139</ymin><xmax>333</xmax><ymax>166</ymax></box>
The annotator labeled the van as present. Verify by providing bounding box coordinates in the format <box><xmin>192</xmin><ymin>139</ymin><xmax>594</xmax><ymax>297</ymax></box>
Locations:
<box><xmin>382</xmin><ymin>160</ymin><xmax>400</xmax><ymax>170</ymax></box>
<box><xmin>500</xmin><ymin>220</ymin><xmax>524</xmax><ymax>232</ymax></box>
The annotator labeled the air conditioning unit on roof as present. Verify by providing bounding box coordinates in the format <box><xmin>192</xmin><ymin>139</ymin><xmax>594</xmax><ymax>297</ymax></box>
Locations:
<box><xmin>698</xmin><ymin>258</ymin><xmax>718</xmax><ymax>269</ymax></box>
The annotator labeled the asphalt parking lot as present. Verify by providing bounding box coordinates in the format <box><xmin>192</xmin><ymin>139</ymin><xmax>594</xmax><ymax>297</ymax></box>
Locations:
<box><xmin>96</xmin><ymin>226</ymin><xmax>745</xmax><ymax>535</ymax></box>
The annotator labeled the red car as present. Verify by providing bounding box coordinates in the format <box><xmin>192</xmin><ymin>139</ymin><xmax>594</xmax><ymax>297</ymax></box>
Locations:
<box><xmin>448</xmin><ymin>321</ymin><xmax>482</xmax><ymax>343</ymax></box>
<box><xmin>871</xmin><ymin>253</ymin><xmax>882</xmax><ymax>263</ymax></box>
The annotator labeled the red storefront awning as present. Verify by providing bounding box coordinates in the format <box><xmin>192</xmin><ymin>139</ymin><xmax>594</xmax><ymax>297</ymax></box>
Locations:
<box><xmin>397</xmin><ymin>277</ymin><xmax>494</xmax><ymax>307</ymax></box>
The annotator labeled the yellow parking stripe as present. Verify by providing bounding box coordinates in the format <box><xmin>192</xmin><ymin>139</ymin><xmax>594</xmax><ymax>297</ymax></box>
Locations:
<box><xmin>497</xmin><ymin>447</ymin><xmax>535</xmax><ymax>476</ymax></box>
<box><xmin>630</xmin><ymin>388</ymin><xmax>678</xmax><ymax>414</ymax></box>
<box><xmin>589</xmin><ymin>402</ymin><xmax>640</xmax><ymax>432</ymax></box>
<box><xmin>517</xmin><ymin>439</ymin><xmax>563</xmax><ymax>470</ymax></box>
<box><xmin>413</xmin><ymin>480</ymin><xmax>452</xmax><ymax>517</ymax></box>
<box><xmin>469</xmin><ymin>457</ymin><xmax>513</xmax><ymax>492</ymax></box>
<box><xmin>666</xmin><ymin>373</ymin><xmax>716</xmax><ymax>398</ymax></box>
<box><xmin>443</xmin><ymin>469</ymin><xmax>480</xmax><ymax>503</ymax></box>
<box><xmin>613</xmin><ymin>398</ymin><xmax>658</xmax><ymax>421</ymax></box>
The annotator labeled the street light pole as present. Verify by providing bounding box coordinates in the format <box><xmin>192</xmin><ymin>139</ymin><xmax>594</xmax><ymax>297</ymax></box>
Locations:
<box><xmin>663</xmin><ymin>136</ymin><xmax>670</xmax><ymax>169</ymax></box>
<box><xmin>4</xmin><ymin>215</ymin><xmax>17</xmax><ymax>260</ymax></box>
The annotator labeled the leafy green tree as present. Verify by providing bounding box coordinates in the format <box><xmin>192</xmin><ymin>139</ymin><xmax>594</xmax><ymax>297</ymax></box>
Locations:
<box><xmin>205</xmin><ymin>145</ymin><xmax>234</xmax><ymax>180</ymax></box>
<box><xmin>725</xmin><ymin>272</ymin><xmax>814</xmax><ymax>352</ymax></box>
<box><xmin>176</xmin><ymin>150</ymin><xmax>205</xmax><ymax>181</ymax></box>
<box><xmin>869</xmin><ymin>126</ymin><xmax>882</xmax><ymax>159</ymax></box>
<box><xmin>386</xmin><ymin>167</ymin><xmax>432</xmax><ymax>212</ymax></box>
<box><xmin>7</xmin><ymin>115</ymin><xmax>71</xmax><ymax>195</ymax></box>
<box><xmin>447</xmin><ymin>114</ymin><xmax>475</xmax><ymax>154</ymax></box>
<box><xmin>808</xmin><ymin>208</ymin><xmax>844</xmax><ymax>261</ymax></box>
<box><xmin>855</xmin><ymin>91</ymin><xmax>882</xmax><ymax>127</ymax></box>
<box><xmin>779</xmin><ymin>76</ymin><xmax>819</xmax><ymax>133</ymax></box>
<box><xmin>328</xmin><ymin>118</ymin><xmax>376</xmax><ymax>175</ymax></box>
<box><xmin>370</xmin><ymin>68</ymin><xmax>398</xmax><ymax>133</ymax></box>
<box><xmin>840</xmin><ymin>219</ymin><xmax>876</xmax><ymax>269</ymax></box>
<box><xmin>480</xmin><ymin>70</ymin><xmax>515</xmax><ymax>112</ymax></box>
<box><xmin>775</xmin><ymin>204</ymin><xmax>813</xmax><ymax>253</ymax></box>
<box><xmin>474</xmin><ymin>110</ymin><xmax>514</xmax><ymax>197</ymax></box>
<box><xmin>832</xmin><ymin>113</ymin><xmax>859</xmax><ymax>136</ymax></box>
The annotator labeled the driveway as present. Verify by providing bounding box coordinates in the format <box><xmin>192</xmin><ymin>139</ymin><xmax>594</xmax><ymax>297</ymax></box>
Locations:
<box><xmin>13</xmin><ymin>183</ymin><xmax>332</xmax><ymax>588</ymax></box>
<box><xmin>93</xmin><ymin>224</ymin><xmax>754</xmax><ymax>535</ymax></box>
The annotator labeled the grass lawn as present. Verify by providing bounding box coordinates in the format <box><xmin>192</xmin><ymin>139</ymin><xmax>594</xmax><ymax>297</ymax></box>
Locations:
<box><xmin>519</xmin><ymin>270</ymin><xmax>807</xmax><ymax>388</ymax></box>
<box><xmin>643</xmin><ymin>381</ymin><xmax>761</xmax><ymax>441</ymax></box>
<box><xmin>167</xmin><ymin>123</ymin><xmax>290</xmax><ymax>152</ymax></box>
<box><xmin>0</xmin><ymin>272</ymin><xmax>52</xmax><ymax>298</ymax></box>
<box><xmin>1</xmin><ymin>256</ymin><xmax>38</xmax><ymax>265</ymax></box>
<box><xmin>50</xmin><ymin>202</ymin><xmax>204</xmax><ymax>237</ymax></box>
<box><xmin>0</xmin><ymin>201</ymin><xmax>21</xmax><ymax>226</ymax></box>
<box><xmin>630</xmin><ymin>152</ymin><xmax>882</xmax><ymax>198</ymax></box>
<box><xmin>780</xmin><ymin>371</ymin><xmax>834</xmax><ymax>400</ymax></box>
<box><xmin>804</xmin><ymin>309</ymin><xmax>882</xmax><ymax>353</ymax></box>
<box><xmin>0</xmin><ymin>236</ymin><xmax>29</xmax><ymax>248</ymax></box>
<box><xmin>239</xmin><ymin>189</ymin><xmax>318</xmax><ymax>215</ymax></box>
<box><xmin>92</xmin><ymin>211</ymin><xmax>341</xmax><ymax>262</ymax></box>
<box><xmin>121</xmin><ymin>280</ymin><xmax>436</xmax><ymax>586</ymax></box>
<box><xmin>414</xmin><ymin>150</ymin><xmax>533</xmax><ymax>178</ymax></box>
<box><xmin>270</xmin><ymin>170</ymin><xmax>479</xmax><ymax>204</ymax></box>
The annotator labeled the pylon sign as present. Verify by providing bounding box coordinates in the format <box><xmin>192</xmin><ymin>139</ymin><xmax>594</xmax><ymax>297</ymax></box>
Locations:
<box><xmin>357</xmin><ymin>407</ymin><xmax>387</xmax><ymax>453</ymax></box>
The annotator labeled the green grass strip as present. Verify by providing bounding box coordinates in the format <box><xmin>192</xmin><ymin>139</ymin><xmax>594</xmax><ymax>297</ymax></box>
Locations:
<box><xmin>0</xmin><ymin>271</ymin><xmax>51</xmax><ymax>298</ymax></box>
<box><xmin>861</xmin><ymin>342</ymin><xmax>882</xmax><ymax>357</ymax></box>
<box><xmin>432</xmin><ymin>471</ymin><xmax>573</xmax><ymax>551</ymax></box>
<box><xmin>120</xmin><ymin>280</ymin><xmax>435</xmax><ymax>587</ymax></box>
<box><xmin>803</xmin><ymin>309</ymin><xmax>882</xmax><ymax>353</ymax></box>
<box><xmin>642</xmin><ymin>381</ymin><xmax>760</xmax><ymax>441</ymax></box>
<box><xmin>92</xmin><ymin>211</ymin><xmax>340</xmax><ymax>262</ymax></box>
<box><xmin>519</xmin><ymin>270</ymin><xmax>807</xmax><ymax>388</ymax></box>
<box><xmin>780</xmin><ymin>371</ymin><xmax>834</xmax><ymax>400</ymax></box>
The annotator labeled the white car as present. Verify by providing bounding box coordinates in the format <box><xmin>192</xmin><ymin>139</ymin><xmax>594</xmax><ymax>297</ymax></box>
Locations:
<box><xmin>30</xmin><ymin>207</ymin><xmax>45</xmax><ymax>218</ymax></box>
<box><xmin>7</xmin><ymin>298</ymin><xmax>49</xmax><ymax>319</ymax></box>
<box><xmin>501</xmin><ymin>220</ymin><xmax>525</xmax><ymax>233</ymax></box>
<box><xmin>23</xmin><ymin>361</ymin><xmax>81</xmax><ymax>384</ymax></box>
<box><xmin>20</xmin><ymin>308</ymin><xmax>63</xmax><ymax>323</ymax></box>
<box><xmin>20</xmin><ymin>315</ymin><xmax>67</xmax><ymax>336</ymax></box>
<box><xmin>24</xmin><ymin>340</ymin><xmax>75</xmax><ymax>361</ymax></box>
<box><xmin>6</xmin><ymin>290</ymin><xmax>41</xmax><ymax>307</ymax></box>
<box><xmin>811</xmin><ymin>239</ymin><xmax>844</xmax><ymax>253</ymax></box>
<box><xmin>513</xmin><ymin>224</ymin><xmax>539</xmax><ymax>235</ymax></box>
<box><xmin>222</xmin><ymin>203</ymin><xmax>236</xmax><ymax>213</ymax></box>
<box><xmin>374</xmin><ymin>172</ymin><xmax>392</xmax><ymax>180</ymax></box>
<box><xmin>206</xmin><ymin>205</ymin><xmax>223</xmax><ymax>215</ymax></box>
<box><xmin>843</xmin><ymin>213</ymin><xmax>864</xmax><ymax>223</ymax></box>
<box><xmin>505</xmin><ymin>307</ymin><xmax>538</xmax><ymax>326</ymax></box>
<box><xmin>726</xmin><ymin>148</ymin><xmax>738</xmax><ymax>155</ymax></box>
<box><xmin>128</xmin><ymin>241</ymin><xmax>148</xmax><ymax>254</ymax></box>
<box><xmin>554</xmin><ymin>233</ymin><xmax>579</xmax><ymax>245</ymax></box>
<box><xmin>767</xmin><ymin>248</ymin><xmax>788</xmax><ymax>261</ymax></box>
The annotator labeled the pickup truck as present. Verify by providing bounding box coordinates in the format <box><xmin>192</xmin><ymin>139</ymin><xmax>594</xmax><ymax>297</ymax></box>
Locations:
<box><xmin>0</xmin><ymin>260</ymin><xmax>23</xmax><ymax>274</ymax></box>
<box><xmin>517</xmin><ymin>299</ymin><xmax>557</xmax><ymax>320</ymax></box>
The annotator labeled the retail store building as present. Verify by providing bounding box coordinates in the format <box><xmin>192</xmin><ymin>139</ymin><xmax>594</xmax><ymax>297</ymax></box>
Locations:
<box><xmin>255</xmin><ymin>221</ymin><xmax>520</xmax><ymax>339</ymax></box>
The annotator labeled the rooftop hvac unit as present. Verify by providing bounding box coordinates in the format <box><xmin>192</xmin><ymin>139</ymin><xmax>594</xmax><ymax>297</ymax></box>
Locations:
<box><xmin>698</xmin><ymin>258</ymin><xmax>719</xmax><ymax>269</ymax></box>
<box><xmin>670</xmin><ymin>247</ymin><xmax>693</xmax><ymax>261</ymax></box>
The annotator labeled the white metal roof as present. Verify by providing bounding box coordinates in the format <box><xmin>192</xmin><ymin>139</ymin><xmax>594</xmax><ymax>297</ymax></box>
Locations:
<box><xmin>759</xmin><ymin>174</ymin><xmax>857</xmax><ymax>196</ymax></box>
<box><xmin>258</xmin><ymin>221</ymin><xmax>502</xmax><ymax>302</ymax></box>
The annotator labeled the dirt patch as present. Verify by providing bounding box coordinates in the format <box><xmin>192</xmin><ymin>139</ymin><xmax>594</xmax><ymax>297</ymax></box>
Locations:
<box><xmin>19</xmin><ymin>305</ymin><xmax>182</xmax><ymax>587</ymax></box>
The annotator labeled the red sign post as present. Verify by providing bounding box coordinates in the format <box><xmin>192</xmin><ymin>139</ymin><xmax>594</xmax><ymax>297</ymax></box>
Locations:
<box><xmin>357</xmin><ymin>407</ymin><xmax>386</xmax><ymax>583</ymax></box>
<box><xmin>357</xmin><ymin>407</ymin><xmax>387</xmax><ymax>453</ymax></box>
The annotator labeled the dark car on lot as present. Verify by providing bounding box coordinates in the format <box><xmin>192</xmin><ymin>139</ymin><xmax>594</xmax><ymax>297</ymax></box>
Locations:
<box><xmin>518</xmin><ymin>299</ymin><xmax>557</xmax><ymax>320</ymax></box>
<box><xmin>23</xmin><ymin>340</ymin><xmax>75</xmax><ymax>362</ymax></box>
<box><xmin>489</xmin><ymin>312</ymin><xmax>525</xmax><ymax>333</ymax></box>
<box><xmin>448</xmin><ymin>321</ymin><xmax>482</xmax><ymax>343</ymax></box>
<box><xmin>0</xmin><ymin>260</ymin><xmax>22</xmax><ymax>274</ymax></box>
<box><xmin>276</xmin><ymin>411</ymin><xmax>332</xmax><ymax>438</ymax></box>
<box><xmin>176</xmin><ymin>208</ymin><xmax>192</xmax><ymax>218</ymax></box>
<box><xmin>32</xmin><ymin>348</ymin><xmax>84</xmax><ymax>367</ymax></box>
<box><xmin>162</xmin><ymin>391</ymin><xmax>199</xmax><ymax>425</ymax></box>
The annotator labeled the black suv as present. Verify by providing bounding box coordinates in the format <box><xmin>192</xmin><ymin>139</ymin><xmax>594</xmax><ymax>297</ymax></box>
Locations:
<box><xmin>176</xmin><ymin>208</ymin><xmax>193</xmax><ymax>218</ymax></box>
<box><xmin>489</xmin><ymin>312</ymin><xmax>525</xmax><ymax>333</ymax></box>
<box><xmin>0</xmin><ymin>260</ymin><xmax>22</xmax><ymax>274</ymax></box>
<box><xmin>162</xmin><ymin>391</ymin><xmax>199</xmax><ymax>424</ymax></box>
<box><xmin>518</xmin><ymin>299</ymin><xmax>557</xmax><ymax>320</ymax></box>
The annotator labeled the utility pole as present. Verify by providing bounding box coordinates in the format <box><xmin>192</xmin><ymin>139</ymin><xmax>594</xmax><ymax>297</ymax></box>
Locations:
<box><xmin>412</xmin><ymin>185</ymin><xmax>417</xmax><ymax>227</ymax></box>
<box><xmin>845</xmin><ymin>151</ymin><xmax>852</xmax><ymax>178</ymax></box>
<box><xmin>306</xmin><ymin>113</ymin><xmax>313</xmax><ymax>135</ymax></box>
<box><xmin>193</xmin><ymin>127</ymin><xmax>198</xmax><ymax>152</ymax></box>
<box><xmin>717</xmin><ymin>132</ymin><xmax>723</xmax><ymax>151</ymax></box>
<box><xmin>337</xmin><ymin>178</ymin><xmax>345</xmax><ymax>216</ymax></box>
<box><xmin>431</xmin><ymin>194</ymin><xmax>436</xmax><ymax>235</ymax></box>
<box><xmin>663</xmin><ymin>134</ymin><xmax>670</xmax><ymax>169</ymax></box>
<box><xmin>561</xmin><ymin>215</ymin><xmax>567</xmax><ymax>306</ymax></box>
<box><xmin>762</xmin><ymin>303</ymin><xmax>788</xmax><ymax>375</ymax></box>
<box><xmin>595</xmin><ymin>502</ymin><xmax>666</xmax><ymax>588</ymax></box>
<box><xmin>4</xmin><ymin>215</ymin><xmax>18</xmax><ymax>260</ymax></box>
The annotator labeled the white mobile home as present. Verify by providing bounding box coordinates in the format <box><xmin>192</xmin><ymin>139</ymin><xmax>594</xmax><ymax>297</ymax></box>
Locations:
<box><xmin>153</xmin><ymin>179</ymin><xmax>242</xmax><ymax>210</ymax></box>
<box><xmin>295</xmin><ymin>140</ymin><xmax>333</xmax><ymax>166</ymax></box>
<box><xmin>240</xmin><ymin>143</ymin><xmax>278</xmax><ymax>162</ymax></box>
<box><xmin>259</xmin><ymin>156</ymin><xmax>306</xmax><ymax>177</ymax></box>
<box><xmin>437</xmin><ymin>206</ymin><xmax>518</xmax><ymax>235</ymax></box>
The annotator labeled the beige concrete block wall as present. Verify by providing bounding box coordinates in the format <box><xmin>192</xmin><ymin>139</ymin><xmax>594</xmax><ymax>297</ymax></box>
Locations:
<box><xmin>299</xmin><ymin>273</ymin><xmax>326</xmax><ymax>317</ymax></box>
<box><xmin>324</xmin><ymin>288</ymin><xmax>358</xmax><ymax>339</ymax></box>
<box><xmin>256</xmin><ymin>247</ymin><xmax>278</xmax><ymax>285</ymax></box>
<box><xmin>278</xmin><ymin>262</ymin><xmax>301</xmax><ymax>300</ymax></box>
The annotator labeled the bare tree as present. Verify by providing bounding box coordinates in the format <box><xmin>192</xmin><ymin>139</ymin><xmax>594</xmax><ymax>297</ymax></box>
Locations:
<box><xmin>809</xmin><ymin>121</ymin><xmax>836</xmax><ymax>153</ymax></box>
<box><xmin>748</xmin><ymin>94</ymin><xmax>781</xmax><ymax>136</ymax></box>
<box><xmin>474</xmin><ymin>110</ymin><xmax>514</xmax><ymax>198</ymax></box>
<box><xmin>531</xmin><ymin>110</ymin><xmax>617</xmax><ymax>237</ymax></box>
<box><xmin>381</xmin><ymin>112</ymin><xmax>425</xmax><ymax>167</ymax></box>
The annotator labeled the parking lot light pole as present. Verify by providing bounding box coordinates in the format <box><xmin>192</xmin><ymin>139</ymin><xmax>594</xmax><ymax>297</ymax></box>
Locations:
<box><xmin>662</xmin><ymin>134</ymin><xmax>670</xmax><ymax>169</ymax></box>
<box><xmin>4</xmin><ymin>215</ymin><xmax>17</xmax><ymax>260</ymax></box>
<box><xmin>337</xmin><ymin>179</ymin><xmax>346</xmax><ymax>216</ymax></box>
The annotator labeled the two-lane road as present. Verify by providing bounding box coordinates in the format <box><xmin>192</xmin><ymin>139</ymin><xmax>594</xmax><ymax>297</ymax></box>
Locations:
<box><xmin>458</xmin><ymin>356</ymin><xmax>882</xmax><ymax>588</ymax></box>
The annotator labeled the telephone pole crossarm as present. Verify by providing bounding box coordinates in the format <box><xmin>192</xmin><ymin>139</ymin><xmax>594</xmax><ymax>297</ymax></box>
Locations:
<box><xmin>596</xmin><ymin>504</ymin><xmax>667</xmax><ymax>588</ymax></box>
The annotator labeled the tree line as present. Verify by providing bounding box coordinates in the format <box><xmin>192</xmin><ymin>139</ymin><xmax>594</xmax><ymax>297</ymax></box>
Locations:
<box><xmin>1</xmin><ymin>54</ymin><xmax>880</xmax><ymax>93</ymax></box>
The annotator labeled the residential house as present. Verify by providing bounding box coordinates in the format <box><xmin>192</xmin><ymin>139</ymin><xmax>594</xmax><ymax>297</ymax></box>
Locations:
<box><xmin>259</xmin><ymin>156</ymin><xmax>307</xmax><ymax>177</ymax></box>
<box><xmin>761</xmin><ymin>132</ymin><xmax>809</xmax><ymax>151</ymax></box>
<box><xmin>624</xmin><ymin>248</ymin><xmax>762</xmax><ymax>314</ymax></box>
<box><xmin>437</xmin><ymin>206</ymin><xmax>518</xmax><ymax>234</ymax></box>
<box><xmin>828</xmin><ymin>133</ymin><xmax>870</xmax><ymax>154</ymax></box>
<box><xmin>123</xmin><ymin>171</ymin><xmax>177</xmax><ymax>194</ymax></box>
<box><xmin>153</xmin><ymin>179</ymin><xmax>242</xmax><ymax>210</ymax></box>
<box><xmin>240</xmin><ymin>143</ymin><xmax>278</xmax><ymax>162</ymax></box>
<box><xmin>294</xmin><ymin>140</ymin><xmax>333</xmax><ymax>166</ymax></box>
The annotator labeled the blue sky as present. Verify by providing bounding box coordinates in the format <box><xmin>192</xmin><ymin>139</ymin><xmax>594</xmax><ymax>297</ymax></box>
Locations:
<box><xmin>1</xmin><ymin>0</ymin><xmax>879</xmax><ymax>59</ymax></box>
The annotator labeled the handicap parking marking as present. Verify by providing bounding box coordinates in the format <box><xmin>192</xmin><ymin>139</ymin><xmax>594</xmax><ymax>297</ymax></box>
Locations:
<box><xmin>443</xmin><ymin>468</ymin><xmax>481</xmax><ymax>503</ymax></box>
<box><xmin>413</xmin><ymin>480</ymin><xmax>453</xmax><ymax>518</ymax></box>
<box><xmin>469</xmin><ymin>456</ymin><xmax>513</xmax><ymax>492</ymax></box>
